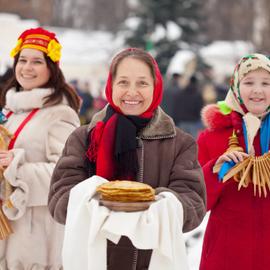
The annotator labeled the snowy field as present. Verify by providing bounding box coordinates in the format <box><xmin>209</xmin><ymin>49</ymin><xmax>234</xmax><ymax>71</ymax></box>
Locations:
<box><xmin>184</xmin><ymin>213</ymin><xmax>209</xmax><ymax>270</ymax></box>
<box><xmin>0</xmin><ymin>13</ymin><xmax>254</xmax><ymax>93</ymax></box>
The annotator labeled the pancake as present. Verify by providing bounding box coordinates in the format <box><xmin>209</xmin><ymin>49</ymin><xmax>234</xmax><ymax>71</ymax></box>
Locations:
<box><xmin>96</xmin><ymin>180</ymin><xmax>155</xmax><ymax>202</ymax></box>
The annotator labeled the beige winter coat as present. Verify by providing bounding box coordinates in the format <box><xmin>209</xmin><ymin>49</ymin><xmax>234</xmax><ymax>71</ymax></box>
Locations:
<box><xmin>1</xmin><ymin>88</ymin><xmax>80</xmax><ymax>270</ymax></box>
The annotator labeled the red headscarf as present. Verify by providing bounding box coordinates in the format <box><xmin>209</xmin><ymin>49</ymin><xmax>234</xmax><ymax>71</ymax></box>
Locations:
<box><xmin>105</xmin><ymin>48</ymin><xmax>163</xmax><ymax>118</ymax></box>
<box><xmin>86</xmin><ymin>48</ymin><xmax>163</xmax><ymax>180</ymax></box>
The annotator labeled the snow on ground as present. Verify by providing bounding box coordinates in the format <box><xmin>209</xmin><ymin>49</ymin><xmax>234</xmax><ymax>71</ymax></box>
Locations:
<box><xmin>184</xmin><ymin>213</ymin><xmax>209</xmax><ymax>270</ymax></box>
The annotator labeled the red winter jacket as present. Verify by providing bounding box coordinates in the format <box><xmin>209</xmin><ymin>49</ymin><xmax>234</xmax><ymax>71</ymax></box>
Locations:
<box><xmin>198</xmin><ymin>104</ymin><xmax>270</xmax><ymax>270</ymax></box>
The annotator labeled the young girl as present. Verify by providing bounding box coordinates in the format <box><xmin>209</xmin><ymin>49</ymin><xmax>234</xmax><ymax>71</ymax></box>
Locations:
<box><xmin>198</xmin><ymin>53</ymin><xmax>270</xmax><ymax>270</ymax></box>
<box><xmin>48</xmin><ymin>48</ymin><xmax>206</xmax><ymax>270</ymax></box>
<box><xmin>0</xmin><ymin>27</ymin><xmax>80</xmax><ymax>269</ymax></box>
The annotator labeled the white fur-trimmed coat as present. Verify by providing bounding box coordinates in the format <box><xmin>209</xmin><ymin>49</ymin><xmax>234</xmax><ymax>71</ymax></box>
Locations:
<box><xmin>1</xmin><ymin>88</ymin><xmax>80</xmax><ymax>270</ymax></box>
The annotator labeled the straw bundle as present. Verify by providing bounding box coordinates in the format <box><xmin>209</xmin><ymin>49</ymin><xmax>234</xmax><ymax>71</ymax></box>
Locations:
<box><xmin>223</xmin><ymin>153</ymin><xmax>270</xmax><ymax>197</ymax></box>
<box><xmin>0</xmin><ymin>125</ymin><xmax>13</xmax><ymax>239</ymax></box>
<box><xmin>214</xmin><ymin>130</ymin><xmax>270</xmax><ymax>197</ymax></box>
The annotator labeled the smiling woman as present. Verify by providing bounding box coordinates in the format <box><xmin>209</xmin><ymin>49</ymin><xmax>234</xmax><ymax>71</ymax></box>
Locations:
<box><xmin>112</xmin><ymin>57</ymin><xmax>154</xmax><ymax>116</ymax></box>
<box><xmin>15</xmin><ymin>49</ymin><xmax>51</xmax><ymax>90</ymax></box>
<box><xmin>0</xmin><ymin>27</ymin><xmax>81</xmax><ymax>270</ymax></box>
<box><xmin>48</xmin><ymin>47</ymin><xmax>206</xmax><ymax>270</ymax></box>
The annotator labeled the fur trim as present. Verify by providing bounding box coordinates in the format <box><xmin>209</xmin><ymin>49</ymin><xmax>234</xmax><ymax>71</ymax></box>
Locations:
<box><xmin>201</xmin><ymin>104</ymin><xmax>233</xmax><ymax>130</ymax></box>
<box><xmin>88</xmin><ymin>105</ymin><xmax>176</xmax><ymax>139</ymax></box>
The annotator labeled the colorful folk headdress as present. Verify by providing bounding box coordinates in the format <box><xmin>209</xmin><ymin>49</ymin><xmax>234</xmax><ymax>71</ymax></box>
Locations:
<box><xmin>10</xmin><ymin>27</ymin><xmax>62</xmax><ymax>63</ymax></box>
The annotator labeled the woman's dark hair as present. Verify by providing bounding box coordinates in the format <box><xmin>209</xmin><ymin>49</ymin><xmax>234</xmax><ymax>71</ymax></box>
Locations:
<box><xmin>0</xmin><ymin>53</ymin><xmax>80</xmax><ymax>112</ymax></box>
<box><xmin>110</xmin><ymin>48</ymin><xmax>156</xmax><ymax>82</ymax></box>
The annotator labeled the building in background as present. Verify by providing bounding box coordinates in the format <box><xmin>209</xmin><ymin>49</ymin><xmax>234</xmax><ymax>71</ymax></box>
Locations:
<box><xmin>0</xmin><ymin>0</ymin><xmax>54</xmax><ymax>25</ymax></box>
<box><xmin>0</xmin><ymin>0</ymin><xmax>130</xmax><ymax>32</ymax></box>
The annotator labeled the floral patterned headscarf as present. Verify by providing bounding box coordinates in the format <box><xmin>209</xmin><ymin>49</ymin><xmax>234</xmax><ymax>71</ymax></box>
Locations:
<box><xmin>225</xmin><ymin>53</ymin><xmax>270</xmax><ymax>115</ymax></box>
<box><xmin>224</xmin><ymin>53</ymin><xmax>270</xmax><ymax>153</ymax></box>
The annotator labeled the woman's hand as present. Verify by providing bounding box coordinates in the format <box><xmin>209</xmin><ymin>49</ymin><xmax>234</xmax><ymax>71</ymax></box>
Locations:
<box><xmin>215</xmin><ymin>151</ymin><xmax>249</xmax><ymax>166</ymax></box>
<box><xmin>0</xmin><ymin>150</ymin><xmax>14</xmax><ymax>168</ymax></box>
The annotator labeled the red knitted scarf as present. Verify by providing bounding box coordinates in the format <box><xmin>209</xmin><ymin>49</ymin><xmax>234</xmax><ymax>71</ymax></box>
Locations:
<box><xmin>86</xmin><ymin>48</ymin><xmax>163</xmax><ymax>180</ymax></box>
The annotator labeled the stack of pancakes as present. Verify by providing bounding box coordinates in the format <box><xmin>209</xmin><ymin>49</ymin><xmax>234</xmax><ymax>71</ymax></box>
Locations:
<box><xmin>96</xmin><ymin>180</ymin><xmax>155</xmax><ymax>202</ymax></box>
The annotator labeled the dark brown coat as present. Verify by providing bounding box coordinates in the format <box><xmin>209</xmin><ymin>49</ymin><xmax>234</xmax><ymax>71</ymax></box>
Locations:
<box><xmin>48</xmin><ymin>106</ymin><xmax>206</xmax><ymax>270</ymax></box>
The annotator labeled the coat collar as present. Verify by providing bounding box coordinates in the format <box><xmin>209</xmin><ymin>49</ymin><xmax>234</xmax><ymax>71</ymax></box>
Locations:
<box><xmin>5</xmin><ymin>88</ymin><xmax>53</xmax><ymax>113</ymax></box>
<box><xmin>5</xmin><ymin>87</ymin><xmax>69</xmax><ymax>114</ymax></box>
<box><xmin>88</xmin><ymin>105</ymin><xmax>176</xmax><ymax>139</ymax></box>
<box><xmin>201</xmin><ymin>103</ymin><xmax>242</xmax><ymax>131</ymax></box>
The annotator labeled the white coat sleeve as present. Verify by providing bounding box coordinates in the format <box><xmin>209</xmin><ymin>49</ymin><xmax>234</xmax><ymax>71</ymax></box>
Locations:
<box><xmin>3</xmin><ymin>107</ymin><xmax>80</xmax><ymax>220</ymax></box>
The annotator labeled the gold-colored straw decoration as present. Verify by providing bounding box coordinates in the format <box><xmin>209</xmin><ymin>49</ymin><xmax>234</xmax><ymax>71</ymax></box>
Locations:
<box><xmin>226</xmin><ymin>130</ymin><xmax>245</xmax><ymax>153</ymax></box>
<box><xmin>0</xmin><ymin>125</ymin><xmax>14</xmax><ymax>239</ymax></box>
<box><xmin>213</xmin><ymin>130</ymin><xmax>244</xmax><ymax>173</ymax></box>
<box><xmin>213</xmin><ymin>130</ymin><xmax>270</xmax><ymax>197</ymax></box>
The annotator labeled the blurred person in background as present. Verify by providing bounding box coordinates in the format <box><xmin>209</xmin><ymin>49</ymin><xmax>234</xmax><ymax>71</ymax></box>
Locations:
<box><xmin>161</xmin><ymin>72</ymin><xmax>182</xmax><ymax>119</ymax></box>
<box><xmin>48</xmin><ymin>47</ymin><xmax>206</xmax><ymax>270</ymax></box>
<box><xmin>0</xmin><ymin>27</ymin><xmax>80</xmax><ymax>269</ymax></box>
<box><xmin>0</xmin><ymin>67</ymin><xmax>13</xmax><ymax>110</ymax></box>
<box><xmin>70</xmin><ymin>79</ymin><xmax>94</xmax><ymax>124</ymax></box>
<box><xmin>93</xmin><ymin>82</ymin><xmax>107</xmax><ymax>111</ymax></box>
<box><xmin>215</xmin><ymin>75</ymin><xmax>231</xmax><ymax>101</ymax></box>
<box><xmin>0</xmin><ymin>67</ymin><xmax>13</xmax><ymax>91</ymax></box>
<box><xmin>200</xmin><ymin>65</ymin><xmax>218</xmax><ymax>105</ymax></box>
<box><xmin>173</xmin><ymin>75</ymin><xmax>204</xmax><ymax>138</ymax></box>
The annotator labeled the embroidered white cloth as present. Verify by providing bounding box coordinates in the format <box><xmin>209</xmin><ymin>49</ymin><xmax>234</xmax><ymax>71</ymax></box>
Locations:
<box><xmin>62</xmin><ymin>175</ymin><xmax>189</xmax><ymax>270</ymax></box>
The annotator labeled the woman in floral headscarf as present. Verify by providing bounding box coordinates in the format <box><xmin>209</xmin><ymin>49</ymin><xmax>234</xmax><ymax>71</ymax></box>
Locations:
<box><xmin>198</xmin><ymin>53</ymin><xmax>270</xmax><ymax>270</ymax></box>
<box><xmin>48</xmin><ymin>48</ymin><xmax>206</xmax><ymax>270</ymax></box>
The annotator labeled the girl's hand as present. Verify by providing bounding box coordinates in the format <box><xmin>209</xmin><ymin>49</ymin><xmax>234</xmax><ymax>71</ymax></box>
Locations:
<box><xmin>0</xmin><ymin>150</ymin><xmax>14</xmax><ymax>167</ymax></box>
<box><xmin>215</xmin><ymin>151</ymin><xmax>249</xmax><ymax>166</ymax></box>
